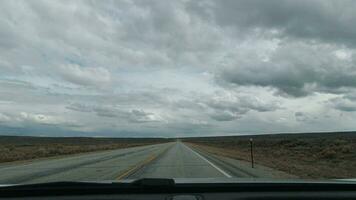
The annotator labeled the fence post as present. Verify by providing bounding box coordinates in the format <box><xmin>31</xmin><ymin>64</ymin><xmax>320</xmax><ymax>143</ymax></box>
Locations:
<box><xmin>250</xmin><ymin>138</ymin><xmax>254</xmax><ymax>168</ymax></box>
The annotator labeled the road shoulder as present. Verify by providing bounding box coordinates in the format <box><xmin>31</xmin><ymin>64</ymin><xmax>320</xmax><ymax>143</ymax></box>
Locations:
<box><xmin>187</xmin><ymin>143</ymin><xmax>297</xmax><ymax>179</ymax></box>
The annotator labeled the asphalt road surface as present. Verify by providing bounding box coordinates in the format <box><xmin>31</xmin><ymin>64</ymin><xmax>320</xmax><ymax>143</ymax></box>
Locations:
<box><xmin>129</xmin><ymin>141</ymin><xmax>230</xmax><ymax>178</ymax></box>
<box><xmin>0</xmin><ymin>142</ymin><xmax>290</xmax><ymax>184</ymax></box>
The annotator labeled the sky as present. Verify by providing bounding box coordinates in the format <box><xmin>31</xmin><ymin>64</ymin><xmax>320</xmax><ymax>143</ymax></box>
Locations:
<box><xmin>1</xmin><ymin>0</ymin><xmax>356</xmax><ymax>137</ymax></box>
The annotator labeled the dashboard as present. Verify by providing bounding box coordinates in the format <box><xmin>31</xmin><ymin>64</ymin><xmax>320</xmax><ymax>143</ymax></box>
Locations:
<box><xmin>0</xmin><ymin>179</ymin><xmax>356</xmax><ymax>200</ymax></box>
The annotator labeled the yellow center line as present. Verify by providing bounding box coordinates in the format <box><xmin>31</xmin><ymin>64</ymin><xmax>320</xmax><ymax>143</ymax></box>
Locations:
<box><xmin>116</xmin><ymin>145</ymin><xmax>171</xmax><ymax>180</ymax></box>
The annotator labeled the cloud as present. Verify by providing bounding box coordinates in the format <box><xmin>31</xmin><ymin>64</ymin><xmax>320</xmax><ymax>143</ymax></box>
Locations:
<box><xmin>294</xmin><ymin>111</ymin><xmax>320</xmax><ymax>123</ymax></box>
<box><xmin>295</xmin><ymin>112</ymin><xmax>308</xmax><ymax>122</ymax></box>
<box><xmin>128</xmin><ymin>109</ymin><xmax>163</xmax><ymax>123</ymax></box>
<box><xmin>1</xmin><ymin>0</ymin><xmax>356</xmax><ymax>136</ymax></box>
<box><xmin>0</xmin><ymin>113</ymin><xmax>11</xmax><ymax>122</ymax></box>
<box><xmin>210</xmin><ymin>111</ymin><xmax>241</xmax><ymax>121</ymax></box>
<box><xmin>19</xmin><ymin>112</ymin><xmax>65</xmax><ymax>125</ymax></box>
<box><xmin>217</xmin><ymin>41</ymin><xmax>356</xmax><ymax>97</ymax></box>
<box><xmin>58</xmin><ymin>64</ymin><xmax>111</xmax><ymax>87</ymax></box>
<box><xmin>92</xmin><ymin>106</ymin><xmax>118</xmax><ymax>118</ymax></box>
<box><xmin>210</xmin><ymin>0</ymin><xmax>356</xmax><ymax>47</ymax></box>
<box><xmin>328</xmin><ymin>96</ymin><xmax>356</xmax><ymax>112</ymax></box>
<box><xmin>199</xmin><ymin>90</ymin><xmax>280</xmax><ymax>121</ymax></box>
<box><xmin>66</xmin><ymin>103</ymin><xmax>92</xmax><ymax>113</ymax></box>
<box><xmin>66</xmin><ymin>102</ymin><xmax>163</xmax><ymax>123</ymax></box>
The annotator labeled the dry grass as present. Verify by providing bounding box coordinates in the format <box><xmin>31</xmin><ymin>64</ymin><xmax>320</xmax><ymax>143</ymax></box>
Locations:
<box><xmin>184</xmin><ymin>132</ymin><xmax>356</xmax><ymax>179</ymax></box>
<box><xmin>0</xmin><ymin>136</ymin><xmax>170</xmax><ymax>163</ymax></box>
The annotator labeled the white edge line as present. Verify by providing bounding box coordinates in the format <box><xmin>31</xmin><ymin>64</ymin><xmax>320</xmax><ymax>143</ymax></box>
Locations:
<box><xmin>183</xmin><ymin>143</ymin><xmax>232</xmax><ymax>178</ymax></box>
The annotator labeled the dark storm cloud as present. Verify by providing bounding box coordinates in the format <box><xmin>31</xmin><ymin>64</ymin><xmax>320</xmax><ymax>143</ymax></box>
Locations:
<box><xmin>211</xmin><ymin>0</ymin><xmax>356</xmax><ymax>47</ymax></box>
<box><xmin>209</xmin><ymin>0</ymin><xmax>356</xmax><ymax>97</ymax></box>
<box><xmin>218</xmin><ymin>41</ymin><xmax>356</xmax><ymax>97</ymax></box>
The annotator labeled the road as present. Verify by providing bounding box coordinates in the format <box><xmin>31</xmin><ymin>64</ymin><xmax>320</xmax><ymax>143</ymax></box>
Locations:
<box><xmin>129</xmin><ymin>141</ymin><xmax>230</xmax><ymax>178</ymax></box>
<box><xmin>0</xmin><ymin>142</ymin><xmax>288</xmax><ymax>184</ymax></box>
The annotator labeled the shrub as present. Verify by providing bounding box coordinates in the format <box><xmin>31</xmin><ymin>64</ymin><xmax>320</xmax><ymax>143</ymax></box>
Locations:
<box><xmin>319</xmin><ymin>148</ymin><xmax>337</xmax><ymax>159</ymax></box>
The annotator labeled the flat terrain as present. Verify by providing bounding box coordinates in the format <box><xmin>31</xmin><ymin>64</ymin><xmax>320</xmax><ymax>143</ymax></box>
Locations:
<box><xmin>183</xmin><ymin>132</ymin><xmax>356</xmax><ymax>179</ymax></box>
<box><xmin>0</xmin><ymin>141</ymin><xmax>291</xmax><ymax>184</ymax></box>
<box><xmin>0</xmin><ymin>136</ymin><xmax>171</xmax><ymax>163</ymax></box>
<box><xmin>0</xmin><ymin>132</ymin><xmax>354</xmax><ymax>183</ymax></box>
<box><xmin>129</xmin><ymin>142</ymin><xmax>293</xmax><ymax>179</ymax></box>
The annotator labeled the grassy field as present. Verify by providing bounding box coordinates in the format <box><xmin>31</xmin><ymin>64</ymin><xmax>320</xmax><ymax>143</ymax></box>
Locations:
<box><xmin>0</xmin><ymin>136</ymin><xmax>171</xmax><ymax>163</ymax></box>
<box><xmin>183</xmin><ymin>132</ymin><xmax>356</xmax><ymax>179</ymax></box>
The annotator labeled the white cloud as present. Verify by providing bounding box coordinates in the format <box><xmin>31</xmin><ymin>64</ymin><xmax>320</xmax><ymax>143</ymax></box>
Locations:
<box><xmin>0</xmin><ymin>113</ymin><xmax>11</xmax><ymax>122</ymax></box>
<box><xmin>128</xmin><ymin>109</ymin><xmax>163</xmax><ymax>123</ymax></box>
<box><xmin>58</xmin><ymin>64</ymin><xmax>111</xmax><ymax>87</ymax></box>
<box><xmin>19</xmin><ymin>112</ymin><xmax>65</xmax><ymax>125</ymax></box>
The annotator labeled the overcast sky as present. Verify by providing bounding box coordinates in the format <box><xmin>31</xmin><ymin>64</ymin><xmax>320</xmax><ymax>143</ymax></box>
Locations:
<box><xmin>1</xmin><ymin>0</ymin><xmax>356</xmax><ymax>137</ymax></box>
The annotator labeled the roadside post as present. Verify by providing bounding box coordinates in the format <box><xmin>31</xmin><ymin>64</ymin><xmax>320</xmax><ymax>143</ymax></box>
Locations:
<box><xmin>250</xmin><ymin>138</ymin><xmax>254</xmax><ymax>168</ymax></box>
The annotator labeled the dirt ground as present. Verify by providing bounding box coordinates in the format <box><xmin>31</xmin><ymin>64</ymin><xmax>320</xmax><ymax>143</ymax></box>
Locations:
<box><xmin>0</xmin><ymin>136</ymin><xmax>170</xmax><ymax>163</ymax></box>
<box><xmin>183</xmin><ymin>132</ymin><xmax>356</xmax><ymax>179</ymax></box>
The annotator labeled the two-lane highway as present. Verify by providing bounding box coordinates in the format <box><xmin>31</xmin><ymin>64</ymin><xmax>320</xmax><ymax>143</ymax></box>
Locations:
<box><xmin>129</xmin><ymin>141</ymin><xmax>231</xmax><ymax>178</ymax></box>
<box><xmin>0</xmin><ymin>141</ymin><xmax>291</xmax><ymax>184</ymax></box>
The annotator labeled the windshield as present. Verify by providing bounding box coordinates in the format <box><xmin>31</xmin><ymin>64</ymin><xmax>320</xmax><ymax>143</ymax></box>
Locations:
<box><xmin>0</xmin><ymin>0</ymin><xmax>355</xmax><ymax>185</ymax></box>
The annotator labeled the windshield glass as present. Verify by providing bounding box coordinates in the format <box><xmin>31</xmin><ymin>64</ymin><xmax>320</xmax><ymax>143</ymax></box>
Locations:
<box><xmin>0</xmin><ymin>0</ymin><xmax>355</xmax><ymax>184</ymax></box>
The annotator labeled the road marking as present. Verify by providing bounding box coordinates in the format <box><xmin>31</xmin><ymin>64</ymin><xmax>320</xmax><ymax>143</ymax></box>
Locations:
<box><xmin>116</xmin><ymin>145</ymin><xmax>172</xmax><ymax>180</ymax></box>
<box><xmin>183</xmin><ymin>143</ymin><xmax>232</xmax><ymax>178</ymax></box>
<box><xmin>116</xmin><ymin>154</ymin><xmax>157</xmax><ymax>180</ymax></box>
